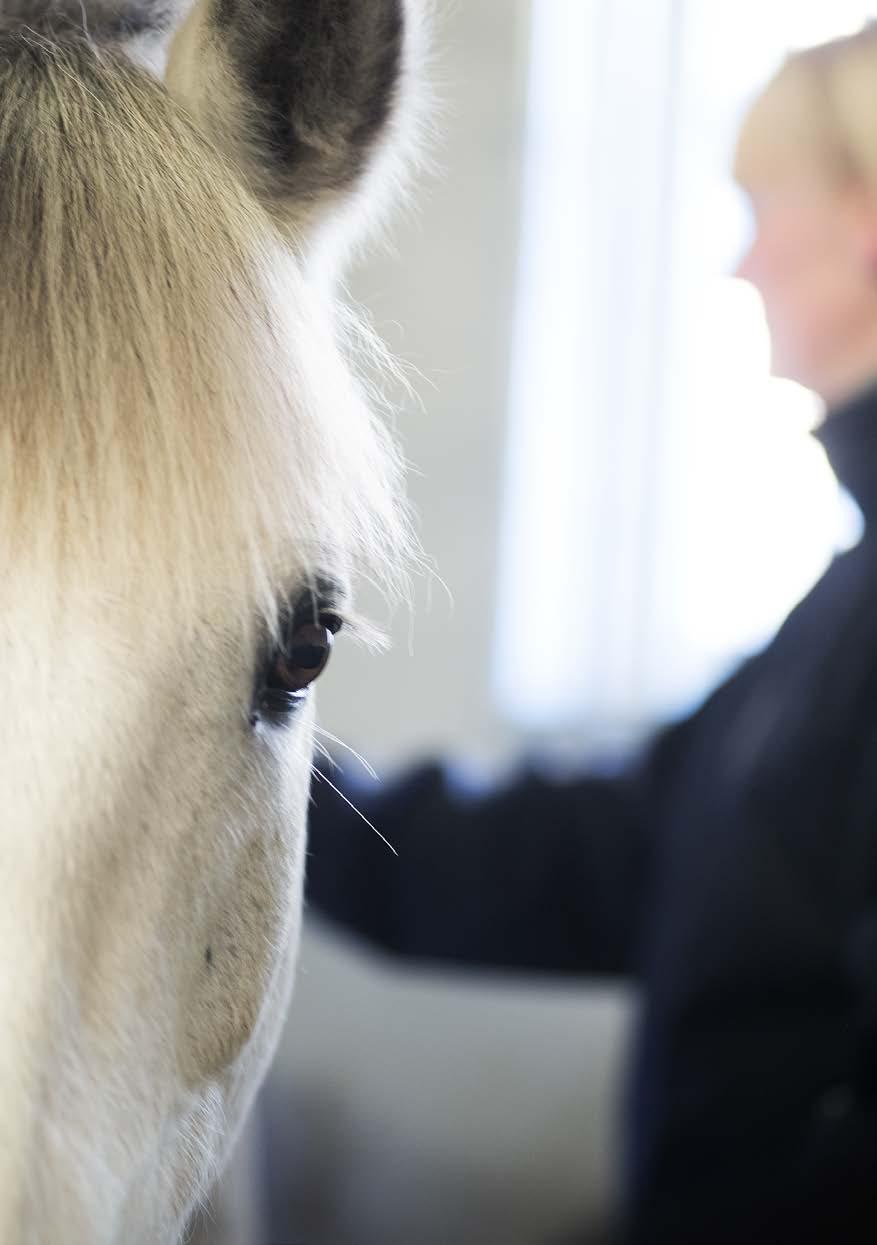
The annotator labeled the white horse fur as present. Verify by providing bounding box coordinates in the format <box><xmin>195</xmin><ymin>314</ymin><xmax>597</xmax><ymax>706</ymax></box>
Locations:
<box><xmin>0</xmin><ymin>2</ymin><xmax>418</xmax><ymax>1240</ymax></box>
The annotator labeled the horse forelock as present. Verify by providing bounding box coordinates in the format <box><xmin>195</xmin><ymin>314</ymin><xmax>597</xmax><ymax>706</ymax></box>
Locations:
<box><xmin>0</xmin><ymin>33</ymin><xmax>411</xmax><ymax>638</ymax></box>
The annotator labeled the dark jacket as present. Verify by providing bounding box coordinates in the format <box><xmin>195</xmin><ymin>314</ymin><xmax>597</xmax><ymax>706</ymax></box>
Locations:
<box><xmin>306</xmin><ymin>385</ymin><xmax>877</xmax><ymax>1243</ymax></box>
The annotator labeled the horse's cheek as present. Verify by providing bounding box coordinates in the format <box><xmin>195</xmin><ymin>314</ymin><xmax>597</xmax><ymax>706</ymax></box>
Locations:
<box><xmin>176</xmin><ymin>732</ymin><xmax>310</xmax><ymax>1090</ymax></box>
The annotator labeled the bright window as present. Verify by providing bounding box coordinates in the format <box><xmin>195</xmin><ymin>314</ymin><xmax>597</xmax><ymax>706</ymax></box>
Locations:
<box><xmin>494</xmin><ymin>0</ymin><xmax>869</xmax><ymax>753</ymax></box>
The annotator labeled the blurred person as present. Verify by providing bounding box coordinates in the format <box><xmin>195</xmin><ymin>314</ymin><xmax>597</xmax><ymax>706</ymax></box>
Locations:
<box><xmin>306</xmin><ymin>28</ymin><xmax>877</xmax><ymax>1245</ymax></box>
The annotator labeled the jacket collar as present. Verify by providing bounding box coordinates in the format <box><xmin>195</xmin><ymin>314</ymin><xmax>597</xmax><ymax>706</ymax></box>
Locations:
<box><xmin>814</xmin><ymin>379</ymin><xmax>877</xmax><ymax>527</ymax></box>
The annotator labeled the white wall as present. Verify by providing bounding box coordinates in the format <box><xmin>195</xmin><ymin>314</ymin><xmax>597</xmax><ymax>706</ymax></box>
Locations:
<box><xmin>315</xmin><ymin>0</ymin><xmax>530</xmax><ymax>771</ymax></box>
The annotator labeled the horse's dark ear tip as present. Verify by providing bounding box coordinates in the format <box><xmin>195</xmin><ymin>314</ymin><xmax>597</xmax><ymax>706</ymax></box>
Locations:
<box><xmin>213</xmin><ymin>0</ymin><xmax>235</xmax><ymax>30</ymax></box>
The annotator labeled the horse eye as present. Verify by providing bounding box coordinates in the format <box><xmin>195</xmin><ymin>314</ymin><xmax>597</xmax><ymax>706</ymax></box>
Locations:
<box><xmin>254</xmin><ymin>613</ymin><xmax>342</xmax><ymax>723</ymax></box>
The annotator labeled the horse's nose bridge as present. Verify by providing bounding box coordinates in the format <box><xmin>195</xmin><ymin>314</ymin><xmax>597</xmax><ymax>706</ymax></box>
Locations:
<box><xmin>0</xmin><ymin>836</ymin><xmax>122</xmax><ymax>1244</ymax></box>
<box><xmin>0</xmin><ymin>606</ymin><xmax>189</xmax><ymax>1055</ymax></box>
<box><xmin>0</xmin><ymin>736</ymin><xmax>211</xmax><ymax>1244</ymax></box>
<box><xmin>0</xmin><ymin>592</ymin><xmax>194</xmax><ymax>823</ymax></box>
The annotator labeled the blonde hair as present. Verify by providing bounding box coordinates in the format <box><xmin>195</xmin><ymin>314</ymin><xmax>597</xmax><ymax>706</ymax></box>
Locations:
<box><xmin>734</xmin><ymin>24</ymin><xmax>877</xmax><ymax>191</ymax></box>
<box><xmin>0</xmin><ymin>32</ymin><xmax>410</xmax><ymax>636</ymax></box>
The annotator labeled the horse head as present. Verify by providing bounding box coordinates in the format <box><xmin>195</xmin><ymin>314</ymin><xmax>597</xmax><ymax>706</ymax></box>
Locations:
<box><xmin>0</xmin><ymin>2</ymin><xmax>419</xmax><ymax>1239</ymax></box>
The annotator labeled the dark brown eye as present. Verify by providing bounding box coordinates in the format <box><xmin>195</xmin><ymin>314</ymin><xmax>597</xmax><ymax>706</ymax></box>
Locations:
<box><xmin>254</xmin><ymin>613</ymin><xmax>342</xmax><ymax>723</ymax></box>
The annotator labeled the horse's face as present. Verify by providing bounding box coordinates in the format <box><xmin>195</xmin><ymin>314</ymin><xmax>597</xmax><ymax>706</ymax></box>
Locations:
<box><xmin>0</xmin><ymin>2</ymin><xmax>416</xmax><ymax>1240</ymax></box>
<box><xmin>0</xmin><ymin>578</ymin><xmax>323</xmax><ymax>1237</ymax></box>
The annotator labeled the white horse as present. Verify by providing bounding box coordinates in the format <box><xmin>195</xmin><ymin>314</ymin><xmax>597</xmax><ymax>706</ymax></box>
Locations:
<box><xmin>0</xmin><ymin>2</ymin><xmax>418</xmax><ymax>1240</ymax></box>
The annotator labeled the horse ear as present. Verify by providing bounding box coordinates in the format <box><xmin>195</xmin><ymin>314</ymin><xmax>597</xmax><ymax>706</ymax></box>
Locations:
<box><xmin>163</xmin><ymin>0</ymin><xmax>421</xmax><ymax>254</ymax></box>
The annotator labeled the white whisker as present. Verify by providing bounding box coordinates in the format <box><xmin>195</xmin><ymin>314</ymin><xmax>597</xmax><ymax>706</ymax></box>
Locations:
<box><xmin>312</xmin><ymin>725</ymin><xmax>378</xmax><ymax>780</ymax></box>
<box><xmin>311</xmin><ymin>767</ymin><xmax>398</xmax><ymax>856</ymax></box>
<box><xmin>312</xmin><ymin>737</ymin><xmax>336</xmax><ymax>769</ymax></box>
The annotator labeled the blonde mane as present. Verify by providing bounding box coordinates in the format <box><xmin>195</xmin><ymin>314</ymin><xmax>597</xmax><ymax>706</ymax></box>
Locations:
<box><xmin>0</xmin><ymin>32</ymin><xmax>409</xmax><ymax>633</ymax></box>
